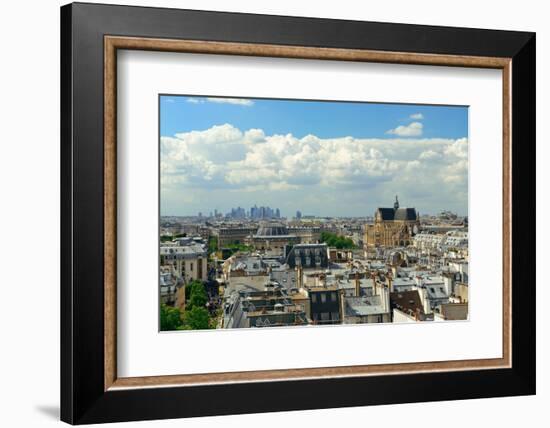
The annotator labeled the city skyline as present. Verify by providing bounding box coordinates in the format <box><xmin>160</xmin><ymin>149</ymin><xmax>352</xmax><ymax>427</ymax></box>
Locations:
<box><xmin>161</xmin><ymin>95</ymin><xmax>468</xmax><ymax>217</ymax></box>
<box><xmin>162</xmin><ymin>201</ymin><xmax>462</xmax><ymax>219</ymax></box>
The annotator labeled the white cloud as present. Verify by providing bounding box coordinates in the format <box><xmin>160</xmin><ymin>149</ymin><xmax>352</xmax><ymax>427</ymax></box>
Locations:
<box><xmin>185</xmin><ymin>97</ymin><xmax>254</xmax><ymax>106</ymax></box>
<box><xmin>161</xmin><ymin>124</ymin><xmax>468</xmax><ymax>215</ymax></box>
<box><xmin>206</xmin><ymin>97</ymin><xmax>254</xmax><ymax>106</ymax></box>
<box><xmin>161</xmin><ymin>123</ymin><xmax>468</xmax><ymax>215</ymax></box>
<box><xmin>386</xmin><ymin>121</ymin><xmax>423</xmax><ymax>137</ymax></box>
<box><xmin>409</xmin><ymin>113</ymin><xmax>424</xmax><ymax>120</ymax></box>
<box><xmin>419</xmin><ymin>149</ymin><xmax>441</xmax><ymax>160</ymax></box>
<box><xmin>243</xmin><ymin>128</ymin><xmax>266</xmax><ymax>143</ymax></box>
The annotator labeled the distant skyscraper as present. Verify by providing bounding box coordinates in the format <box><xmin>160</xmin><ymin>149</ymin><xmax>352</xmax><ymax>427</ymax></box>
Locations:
<box><xmin>245</xmin><ymin>205</ymin><xmax>281</xmax><ymax>219</ymax></box>
<box><xmin>296</xmin><ymin>210</ymin><xmax>302</xmax><ymax>219</ymax></box>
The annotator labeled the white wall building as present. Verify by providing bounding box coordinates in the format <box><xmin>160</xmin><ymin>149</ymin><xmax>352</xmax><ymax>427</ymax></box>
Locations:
<box><xmin>160</xmin><ymin>238</ymin><xmax>208</xmax><ymax>282</ymax></box>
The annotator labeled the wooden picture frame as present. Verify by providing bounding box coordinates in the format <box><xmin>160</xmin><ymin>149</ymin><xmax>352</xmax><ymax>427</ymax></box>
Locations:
<box><xmin>61</xmin><ymin>2</ymin><xmax>535</xmax><ymax>424</ymax></box>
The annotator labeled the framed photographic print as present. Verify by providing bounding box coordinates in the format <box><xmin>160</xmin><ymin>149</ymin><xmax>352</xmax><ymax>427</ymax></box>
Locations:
<box><xmin>60</xmin><ymin>2</ymin><xmax>536</xmax><ymax>424</ymax></box>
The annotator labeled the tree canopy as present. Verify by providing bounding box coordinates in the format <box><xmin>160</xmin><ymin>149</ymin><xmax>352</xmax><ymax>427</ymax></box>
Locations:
<box><xmin>208</xmin><ymin>236</ymin><xmax>218</xmax><ymax>255</ymax></box>
<box><xmin>160</xmin><ymin>304</ymin><xmax>183</xmax><ymax>330</ymax></box>
<box><xmin>320</xmin><ymin>231</ymin><xmax>356</xmax><ymax>249</ymax></box>
<box><xmin>161</xmin><ymin>280</ymin><xmax>212</xmax><ymax>331</ymax></box>
<box><xmin>185</xmin><ymin>280</ymin><xmax>206</xmax><ymax>303</ymax></box>
<box><xmin>183</xmin><ymin>306</ymin><xmax>210</xmax><ymax>330</ymax></box>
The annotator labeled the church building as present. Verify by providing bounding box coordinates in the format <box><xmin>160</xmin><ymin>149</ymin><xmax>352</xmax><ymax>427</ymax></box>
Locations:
<box><xmin>364</xmin><ymin>196</ymin><xmax>420</xmax><ymax>249</ymax></box>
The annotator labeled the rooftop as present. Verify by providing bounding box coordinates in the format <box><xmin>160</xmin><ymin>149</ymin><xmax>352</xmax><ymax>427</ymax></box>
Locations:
<box><xmin>390</xmin><ymin>290</ymin><xmax>424</xmax><ymax>315</ymax></box>
<box><xmin>255</xmin><ymin>222</ymin><xmax>291</xmax><ymax>237</ymax></box>
<box><xmin>160</xmin><ymin>243</ymin><xmax>207</xmax><ymax>256</ymax></box>
<box><xmin>344</xmin><ymin>295</ymin><xmax>387</xmax><ymax>316</ymax></box>
<box><xmin>377</xmin><ymin>207</ymin><xmax>418</xmax><ymax>221</ymax></box>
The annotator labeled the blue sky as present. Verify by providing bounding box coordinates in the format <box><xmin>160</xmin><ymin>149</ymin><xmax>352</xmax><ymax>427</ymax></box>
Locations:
<box><xmin>160</xmin><ymin>95</ymin><xmax>468</xmax><ymax>140</ymax></box>
<box><xmin>160</xmin><ymin>95</ymin><xmax>468</xmax><ymax>217</ymax></box>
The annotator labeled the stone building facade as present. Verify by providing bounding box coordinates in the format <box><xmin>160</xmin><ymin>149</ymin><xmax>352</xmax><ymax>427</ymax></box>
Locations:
<box><xmin>364</xmin><ymin>196</ymin><xmax>420</xmax><ymax>249</ymax></box>
<box><xmin>160</xmin><ymin>239</ymin><xmax>208</xmax><ymax>282</ymax></box>
<box><xmin>214</xmin><ymin>226</ymin><xmax>257</xmax><ymax>247</ymax></box>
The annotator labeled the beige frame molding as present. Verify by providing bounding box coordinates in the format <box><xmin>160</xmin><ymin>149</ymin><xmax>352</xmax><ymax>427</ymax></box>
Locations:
<box><xmin>104</xmin><ymin>36</ymin><xmax>512</xmax><ymax>391</ymax></box>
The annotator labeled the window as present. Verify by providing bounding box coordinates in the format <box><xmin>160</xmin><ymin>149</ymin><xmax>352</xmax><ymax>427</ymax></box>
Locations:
<box><xmin>331</xmin><ymin>292</ymin><xmax>337</xmax><ymax>302</ymax></box>
<box><xmin>311</xmin><ymin>294</ymin><xmax>317</xmax><ymax>303</ymax></box>
<box><xmin>320</xmin><ymin>293</ymin><xmax>326</xmax><ymax>303</ymax></box>
<box><xmin>320</xmin><ymin>312</ymin><xmax>330</xmax><ymax>321</ymax></box>
<box><xmin>331</xmin><ymin>312</ymin><xmax>339</xmax><ymax>321</ymax></box>
<box><xmin>190</xmin><ymin>262</ymin><xmax>193</xmax><ymax>271</ymax></box>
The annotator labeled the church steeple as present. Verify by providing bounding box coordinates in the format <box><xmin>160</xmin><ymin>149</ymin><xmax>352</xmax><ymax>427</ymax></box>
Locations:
<box><xmin>394</xmin><ymin>195</ymin><xmax>399</xmax><ymax>211</ymax></box>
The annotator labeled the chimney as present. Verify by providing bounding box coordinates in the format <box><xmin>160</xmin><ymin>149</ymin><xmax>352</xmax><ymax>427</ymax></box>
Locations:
<box><xmin>340</xmin><ymin>289</ymin><xmax>346</xmax><ymax>322</ymax></box>
<box><xmin>354</xmin><ymin>271</ymin><xmax>360</xmax><ymax>297</ymax></box>
<box><xmin>295</xmin><ymin>265</ymin><xmax>303</xmax><ymax>289</ymax></box>
<box><xmin>372</xmin><ymin>271</ymin><xmax>378</xmax><ymax>296</ymax></box>
<box><xmin>383</xmin><ymin>285</ymin><xmax>389</xmax><ymax>314</ymax></box>
<box><xmin>418</xmin><ymin>287</ymin><xmax>431</xmax><ymax>314</ymax></box>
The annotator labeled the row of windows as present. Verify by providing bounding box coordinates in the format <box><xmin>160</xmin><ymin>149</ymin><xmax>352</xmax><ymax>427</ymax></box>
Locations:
<box><xmin>312</xmin><ymin>312</ymin><xmax>339</xmax><ymax>322</ymax></box>
<box><xmin>311</xmin><ymin>292</ymin><xmax>338</xmax><ymax>304</ymax></box>
<box><xmin>295</xmin><ymin>258</ymin><xmax>322</xmax><ymax>266</ymax></box>
<box><xmin>162</xmin><ymin>261</ymin><xmax>197</xmax><ymax>271</ymax></box>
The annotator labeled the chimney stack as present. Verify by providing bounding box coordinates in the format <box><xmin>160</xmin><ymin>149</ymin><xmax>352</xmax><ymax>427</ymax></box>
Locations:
<box><xmin>371</xmin><ymin>271</ymin><xmax>378</xmax><ymax>296</ymax></box>
<box><xmin>295</xmin><ymin>265</ymin><xmax>303</xmax><ymax>289</ymax></box>
<box><xmin>354</xmin><ymin>271</ymin><xmax>360</xmax><ymax>297</ymax></box>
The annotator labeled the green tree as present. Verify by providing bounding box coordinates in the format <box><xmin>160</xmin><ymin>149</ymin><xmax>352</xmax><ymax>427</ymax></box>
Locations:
<box><xmin>189</xmin><ymin>287</ymin><xmax>208</xmax><ymax>309</ymax></box>
<box><xmin>226</xmin><ymin>242</ymin><xmax>254</xmax><ymax>252</ymax></box>
<box><xmin>208</xmin><ymin>236</ymin><xmax>218</xmax><ymax>255</ymax></box>
<box><xmin>320</xmin><ymin>231</ymin><xmax>356</xmax><ymax>249</ymax></box>
<box><xmin>185</xmin><ymin>280</ymin><xmax>208</xmax><ymax>306</ymax></box>
<box><xmin>160</xmin><ymin>304</ymin><xmax>183</xmax><ymax>331</ymax></box>
<box><xmin>209</xmin><ymin>308</ymin><xmax>222</xmax><ymax>329</ymax></box>
<box><xmin>185</xmin><ymin>280</ymin><xmax>209</xmax><ymax>310</ymax></box>
<box><xmin>182</xmin><ymin>306</ymin><xmax>211</xmax><ymax>330</ymax></box>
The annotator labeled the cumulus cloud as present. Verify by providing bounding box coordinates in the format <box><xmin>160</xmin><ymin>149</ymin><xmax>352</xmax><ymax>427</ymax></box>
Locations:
<box><xmin>161</xmin><ymin>124</ymin><xmax>468</xmax><ymax>215</ymax></box>
<box><xmin>185</xmin><ymin>97</ymin><xmax>255</xmax><ymax>106</ymax></box>
<box><xmin>206</xmin><ymin>97</ymin><xmax>254</xmax><ymax>106</ymax></box>
<box><xmin>419</xmin><ymin>149</ymin><xmax>441</xmax><ymax>160</ymax></box>
<box><xmin>409</xmin><ymin>113</ymin><xmax>424</xmax><ymax>120</ymax></box>
<box><xmin>161</xmin><ymin>124</ymin><xmax>469</xmax><ymax>215</ymax></box>
<box><xmin>386</xmin><ymin>121</ymin><xmax>423</xmax><ymax>137</ymax></box>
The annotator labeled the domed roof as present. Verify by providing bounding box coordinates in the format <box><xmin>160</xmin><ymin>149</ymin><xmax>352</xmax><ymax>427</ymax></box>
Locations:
<box><xmin>256</xmin><ymin>222</ymin><xmax>288</xmax><ymax>237</ymax></box>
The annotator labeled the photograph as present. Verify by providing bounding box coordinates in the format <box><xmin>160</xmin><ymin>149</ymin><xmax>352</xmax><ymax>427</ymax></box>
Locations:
<box><xmin>159</xmin><ymin>95</ymin><xmax>469</xmax><ymax>331</ymax></box>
